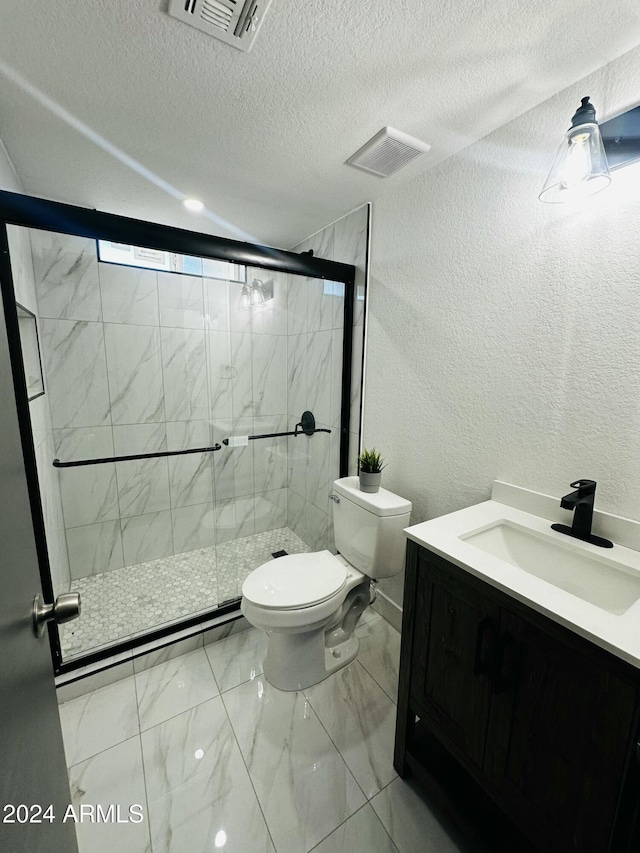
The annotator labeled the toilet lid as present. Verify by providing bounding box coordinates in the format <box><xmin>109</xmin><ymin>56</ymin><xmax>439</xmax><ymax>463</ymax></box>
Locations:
<box><xmin>242</xmin><ymin>550</ymin><xmax>347</xmax><ymax>610</ymax></box>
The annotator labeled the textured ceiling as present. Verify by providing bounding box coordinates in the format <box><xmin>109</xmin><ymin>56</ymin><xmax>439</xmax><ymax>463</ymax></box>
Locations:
<box><xmin>1</xmin><ymin>0</ymin><xmax>640</xmax><ymax>248</ymax></box>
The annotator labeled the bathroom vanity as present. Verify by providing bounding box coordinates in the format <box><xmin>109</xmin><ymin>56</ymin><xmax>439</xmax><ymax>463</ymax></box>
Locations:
<box><xmin>394</xmin><ymin>493</ymin><xmax>640</xmax><ymax>853</ymax></box>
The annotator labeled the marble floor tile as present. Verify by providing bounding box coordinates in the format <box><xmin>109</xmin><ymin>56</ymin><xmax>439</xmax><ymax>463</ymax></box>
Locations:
<box><xmin>371</xmin><ymin>778</ymin><xmax>469</xmax><ymax>853</ymax></box>
<box><xmin>204</xmin><ymin>626</ymin><xmax>267</xmax><ymax>692</ymax></box>
<box><xmin>67</xmin><ymin>737</ymin><xmax>151</xmax><ymax>853</ymax></box>
<box><xmin>59</xmin><ymin>676</ymin><xmax>139</xmax><ymax>767</ymax></box>
<box><xmin>358</xmin><ymin>605</ymin><xmax>380</xmax><ymax>626</ymax></box>
<box><xmin>135</xmin><ymin>648</ymin><xmax>219</xmax><ymax>731</ymax></box>
<box><xmin>223</xmin><ymin>677</ymin><xmax>366</xmax><ymax>853</ymax></box>
<box><xmin>310</xmin><ymin>804</ymin><xmax>399</xmax><ymax>853</ymax></box>
<box><xmin>133</xmin><ymin>634</ymin><xmax>204</xmax><ymax>673</ymax></box>
<box><xmin>304</xmin><ymin>662</ymin><xmax>398</xmax><ymax>799</ymax></box>
<box><xmin>141</xmin><ymin>697</ymin><xmax>273</xmax><ymax>853</ymax></box>
<box><xmin>355</xmin><ymin>615</ymin><xmax>401</xmax><ymax>704</ymax></box>
<box><xmin>148</xmin><ymin>776</ymin><xmax>275</xmax><ymax>853</ymax></box>
<box><xmin>59</xmin><ymin>612</ymin><xmax>455</xmax><ymax>853</ymax></box>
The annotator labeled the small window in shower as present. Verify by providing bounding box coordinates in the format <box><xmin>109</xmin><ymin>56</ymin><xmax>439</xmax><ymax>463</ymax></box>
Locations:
<box><xmin>97</xmin><ymin>240</ymin><xmax>246</xmax><ymax>281</ymax></box>
<box><xmin>324</xmin><ymin>281</ymin><xmax>345</xmax><ymax>298</ymax></box>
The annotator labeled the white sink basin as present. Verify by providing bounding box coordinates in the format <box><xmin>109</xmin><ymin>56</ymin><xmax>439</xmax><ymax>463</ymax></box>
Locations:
<box><xmin>460</xmin><ymin>521</ymin><xmax>640</xmax><ymax>616</ymax></box>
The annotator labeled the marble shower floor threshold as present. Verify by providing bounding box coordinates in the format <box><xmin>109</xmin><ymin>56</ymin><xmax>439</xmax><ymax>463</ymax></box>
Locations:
<box><xmin>60</xmin><ymin>527</ymin><xmax>310</xmax><ymax>660</ymax></box>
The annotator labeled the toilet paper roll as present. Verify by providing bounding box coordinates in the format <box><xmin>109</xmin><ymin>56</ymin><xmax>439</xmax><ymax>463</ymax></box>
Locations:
<box><xmin>227</xmin><ymin>435</ymin><xmax>249</xmax><ymax>447</ymax></box>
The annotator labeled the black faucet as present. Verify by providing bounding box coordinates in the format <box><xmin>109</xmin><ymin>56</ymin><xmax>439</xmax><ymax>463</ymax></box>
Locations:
<box><xmin>551</xmin><ymin>479</ymin><xmax>613</xmax><ymax>548</ymax></box>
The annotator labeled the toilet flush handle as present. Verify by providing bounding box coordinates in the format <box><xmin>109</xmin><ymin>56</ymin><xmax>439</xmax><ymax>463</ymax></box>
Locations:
<box><xmin>329</xmin><ymin>494</ymin><xmax>340</xmax><ymax>503</ymax></box>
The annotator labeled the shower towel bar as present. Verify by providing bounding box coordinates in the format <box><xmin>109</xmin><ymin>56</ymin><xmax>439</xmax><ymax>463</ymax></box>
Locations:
<box><xmin>52</xmin><ymin>444</ymin><xmax>223</xmax><ymax>468</ymax></box>
<box><xmin>221</xmin><ymin>427</ymin><xmax>331</xmax><ymax>445</ymax></box>
<box><xmin>222</xmin><ymin>410</ymin><xmax>330</xmax><ymax>446</ymax></box>
<box><xmin>53</xmin><ymin>413</ymin><xmax>329</xmax><ymax>465</ymax></box>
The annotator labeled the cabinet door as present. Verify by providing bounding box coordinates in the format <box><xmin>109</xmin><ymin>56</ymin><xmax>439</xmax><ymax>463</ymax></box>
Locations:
<box><xmin>485</xmin><ymin>609</ymin><xmax>637</xmax><ymax>853</ymax></box>
<box><xmin>411</xmin><ymin>554</ymin><xmax>500</xmax><ymax>767</ymax></box>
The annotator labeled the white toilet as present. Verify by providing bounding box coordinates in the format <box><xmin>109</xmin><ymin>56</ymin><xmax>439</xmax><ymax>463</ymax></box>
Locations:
<box><xmin>241</xmin><ymin>476</ymin><xmax>411</xmax><ymax>691</ymax></box>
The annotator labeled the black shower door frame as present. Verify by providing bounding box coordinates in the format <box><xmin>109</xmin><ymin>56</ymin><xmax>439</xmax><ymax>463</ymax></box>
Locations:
<box><xmin>0</xmin><ymin>189</ymin><xmax>356</xmax><ymax>675</ymax></box>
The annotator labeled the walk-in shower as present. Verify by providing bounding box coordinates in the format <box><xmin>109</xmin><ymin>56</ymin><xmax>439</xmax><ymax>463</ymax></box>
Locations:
<box><xmin>0</xmin><ymin>190</ymin><xmax>366</xmax><ymax>674</ymax></box>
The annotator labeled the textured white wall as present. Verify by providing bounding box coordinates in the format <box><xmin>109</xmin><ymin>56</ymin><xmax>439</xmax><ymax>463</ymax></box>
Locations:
<box><xmin>0</xmin><ymin>137</ymin><xmax>21</xmax><ymax>191</ymax></box>
<box><xmin>366</xmin><ymin>45</ymin><xmax>640</xmax><ymax>604</ymax></box>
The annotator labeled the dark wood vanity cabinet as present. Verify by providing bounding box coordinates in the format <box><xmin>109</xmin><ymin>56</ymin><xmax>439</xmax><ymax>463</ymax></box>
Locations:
<box><xmin>395</xmin><ymin>541</ymin><xmax>640</xmax><ymax>853</ymax></box>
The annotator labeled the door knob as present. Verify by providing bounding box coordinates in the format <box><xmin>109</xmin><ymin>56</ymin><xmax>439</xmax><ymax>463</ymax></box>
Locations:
<box><xmin>33</xmin><ymin>592</ymin><xmax>81</xmax><ymax>638</ymax></box>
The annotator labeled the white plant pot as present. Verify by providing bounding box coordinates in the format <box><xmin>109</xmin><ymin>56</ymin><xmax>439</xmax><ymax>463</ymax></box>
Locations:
<box><xmin>359</xmin><ymin>471</ymin><xmax>381</xmax><ymax>493</ymax></box>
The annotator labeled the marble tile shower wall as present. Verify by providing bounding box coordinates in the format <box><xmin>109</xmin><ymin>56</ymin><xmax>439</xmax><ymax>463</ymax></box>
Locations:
<box><xmin>287</xmin><ymin>205</ymin><xmax>368</xmax><ymax>551</ymax></box>
<box><xmin>7</xmin><ymin>225</ymin><xmax>71</xmax><ymax>597</ymax></box>
<box><xmin>30</xmin><ymin>228</ymin><xmax>293</xmax><ymax>582</ymax></box>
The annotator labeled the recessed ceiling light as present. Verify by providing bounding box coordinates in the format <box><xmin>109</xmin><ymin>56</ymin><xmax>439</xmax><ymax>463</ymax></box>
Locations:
<box><xmin>183</xmin><ymin>197</ymin><xmax>204</xmax><ymax>212</ymax></box>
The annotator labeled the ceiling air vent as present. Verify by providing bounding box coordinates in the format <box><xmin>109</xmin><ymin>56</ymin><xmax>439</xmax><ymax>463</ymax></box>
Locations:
<box><xmin>167</xmin><ymin>0</ymin><xmax>272</xmax><ymax>53</ymax></box>
<box><xmin>347</xmin><ymin>127</ymin><xmax>431</xmax><ymax>177</ymax></box>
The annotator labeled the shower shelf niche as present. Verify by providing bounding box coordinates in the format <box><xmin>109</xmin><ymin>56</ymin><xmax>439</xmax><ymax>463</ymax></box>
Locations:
<box><xmin>16</xmin><ymin>302</ymin><xmax>44</xmax><ymax>402</ymax></box>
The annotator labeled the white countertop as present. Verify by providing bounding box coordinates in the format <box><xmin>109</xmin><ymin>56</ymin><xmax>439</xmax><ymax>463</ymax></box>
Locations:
<box><xmin>405</xmin><ymin>497</ymin><xmax>640</xmax><ymax>669</ymax></box>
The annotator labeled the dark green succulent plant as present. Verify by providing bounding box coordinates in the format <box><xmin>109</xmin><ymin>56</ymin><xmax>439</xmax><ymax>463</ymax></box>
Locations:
<box><xmin>358</xmin><ymin>448</ymin><xmax>386</xmax><ymax>473</ymax></box>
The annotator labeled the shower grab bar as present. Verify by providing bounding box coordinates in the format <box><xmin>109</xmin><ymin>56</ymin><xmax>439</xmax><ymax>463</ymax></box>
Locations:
<box><xmin>221</xmin><ymin>410</ymin><xmax>330</xmax><ymax>446</ymax></box>
<box><xmin>52</xmin><ymin>444</ymin><xmax>223</xmax><ymax>468</ymax></box>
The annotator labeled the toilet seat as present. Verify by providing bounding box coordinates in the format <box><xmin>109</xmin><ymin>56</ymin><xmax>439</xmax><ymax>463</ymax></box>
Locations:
<box><xmin>242</xmin><ymin>550</ymin><xmax>347</xmax><ymax>610</ymax></box>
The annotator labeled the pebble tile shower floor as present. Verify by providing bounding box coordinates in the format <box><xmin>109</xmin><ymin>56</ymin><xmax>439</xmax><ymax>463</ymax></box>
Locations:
<box><xmin>60</xmin><ymin>527</ymin><xmax>310</xmax><ymax>659</ymax></box>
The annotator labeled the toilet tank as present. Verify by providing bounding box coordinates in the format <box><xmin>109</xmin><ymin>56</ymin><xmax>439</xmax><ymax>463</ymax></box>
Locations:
<box><xmin>331</xmin><ymin>477</ymin><xmax>412</xmax><ymax>579</ymax></box>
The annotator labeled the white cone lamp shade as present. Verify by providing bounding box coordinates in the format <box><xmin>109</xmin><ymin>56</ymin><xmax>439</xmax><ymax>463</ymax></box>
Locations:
<box><xmin>539</xmin><ymin>97</ymin><xmax>611</xmax><ymax>203</ymax></box>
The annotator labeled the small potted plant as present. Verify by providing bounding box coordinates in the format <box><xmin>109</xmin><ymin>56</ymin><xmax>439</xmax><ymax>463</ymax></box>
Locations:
<box><xmin>358</xmin><ymin>448</ymin><xmax>386</xmax><ymax>493</ymax></box>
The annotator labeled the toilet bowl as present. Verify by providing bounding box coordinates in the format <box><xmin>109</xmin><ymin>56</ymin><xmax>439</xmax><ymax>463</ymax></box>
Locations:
<box><xmin>241</xmin><ymin>476</ymin><xmax>412</xmax><ymax>691</ymax></box>
<box><xmin>241</xmin><ymin>550</ymin><xmax>370</xmax><ymax>690</ymax></box>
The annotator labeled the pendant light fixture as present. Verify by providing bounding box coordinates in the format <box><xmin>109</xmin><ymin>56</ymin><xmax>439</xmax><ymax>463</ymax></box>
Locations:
<box><xmin>539</xmin><ymin>97</ymin><xmax>611</xmax><ymax>203</ymax></box>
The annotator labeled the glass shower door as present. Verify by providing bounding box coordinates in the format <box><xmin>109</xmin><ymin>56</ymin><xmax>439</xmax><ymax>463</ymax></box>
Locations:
<box><xmin>209</xmin><ymin>265</ymin><xmax>344</xmax><ymax>599</ymax></box>
<box><xmin>5</xmin><ymin>223</ymin><xmax>347</xmax><ymax>664</ymax></box>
